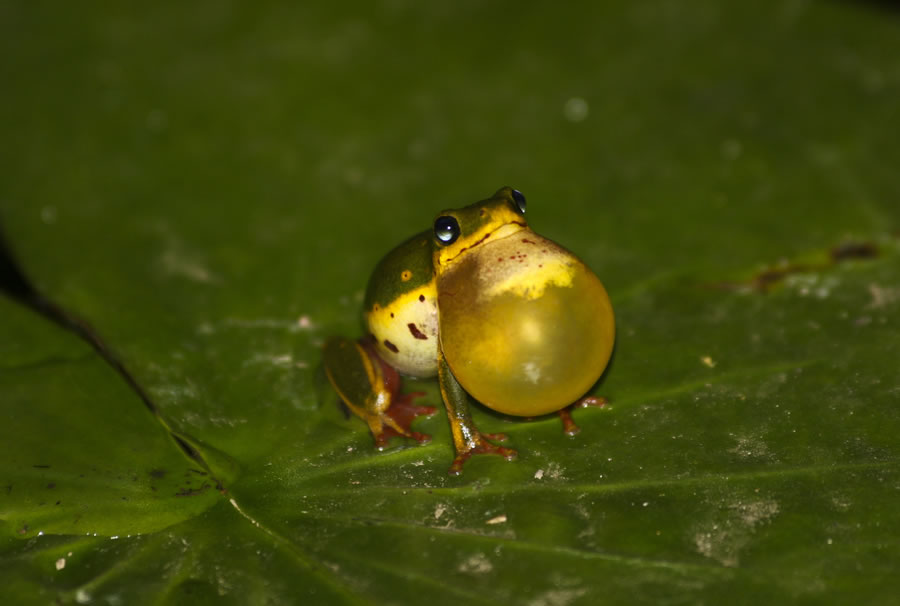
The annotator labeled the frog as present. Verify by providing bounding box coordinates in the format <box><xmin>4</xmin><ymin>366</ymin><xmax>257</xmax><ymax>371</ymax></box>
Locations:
<box><xmin>323</xmin><ymin>187</ymin><xmax>615</xmax><ymax>475</ymax></box>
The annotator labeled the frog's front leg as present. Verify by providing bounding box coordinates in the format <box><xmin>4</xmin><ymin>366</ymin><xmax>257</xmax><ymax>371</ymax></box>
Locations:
<box><xmin>438</xmin><ymin>351</ymin><xmax>517</xmax><ymax>475</ymax></box>
<box><xmin>324</xmin><ymin>337</ymin><xmax>436</xmax><ymax>449</ymax></box>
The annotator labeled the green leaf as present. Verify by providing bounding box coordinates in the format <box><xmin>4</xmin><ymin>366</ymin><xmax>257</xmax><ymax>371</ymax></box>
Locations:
<box><xmin>2</xmin><ymin>1</ymin><xmax>899</xmax><ymax>604</ymax></box>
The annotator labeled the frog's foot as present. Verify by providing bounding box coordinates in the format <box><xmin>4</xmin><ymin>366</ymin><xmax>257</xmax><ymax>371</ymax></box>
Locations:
<box><xmin>558</xmin><ymin>396</ymin><xmax>608</xmax><ymax>436</ymax></box>
<box><xmin>369</xmin><ymin>390</ymin><xmax>437</xmax><ymax>450</ymax></box>
<box><xmin>448</xmin><ymin>434</ymin><xmax>517</xmax><ymax>476</ymax></box>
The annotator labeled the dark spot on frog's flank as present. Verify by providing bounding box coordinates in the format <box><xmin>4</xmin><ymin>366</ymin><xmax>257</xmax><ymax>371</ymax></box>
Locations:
<box><xmin>384</xmin><ymin>339</ymin><xmax>399</xmax><ymax>353</ymax></box>
<box><xmin>831</xmin><ymin>242</ymin><xmax>878</xmax><ymax>261</ymax></box>
<box><xmin>390</xmin><ymin>312</ymin><xmax>394</xmax><ymax>318</ymax></box>
<box><xmin>542</xmin><ymin>249</ymin><xmax>547</xmax><ymax>253</ymax></box>
<box><xmin>419</xmin><ymin>294</ymin><xmax>426</xmax><ymax>302</ymax></box>
<box><xmin>32</xmin><ymin>464</ymin><xmax>50</xmax><ymax>469</ymax></box>
<box><xmin>372</xmin><ymin>303</ymin><xmax>381</xmax><ymax>313</ymax></box>
<box><xmin>408</xmin><ymin>323</ymin><xmax>428</xmax><ymax>340</ymax></box>
<box><xmin>149</xmin><ymin>469</ymin><xmax>166</xmax><ymax>479</ymax></box>
<box><xmin>522</xmin><ymin>238</ymin><xmax>535</xmax><ymax>244</ymax></box>
<box><xmin>479</xmin><ymin>208</ymin><xmax>486</xmax><ymax>216</ymax></box>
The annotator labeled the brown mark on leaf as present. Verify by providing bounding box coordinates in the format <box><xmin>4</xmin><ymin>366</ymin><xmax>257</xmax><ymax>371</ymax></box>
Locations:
<box><xmin>408</xmin><ymin>323</ymin><xmax>428</xmax><ymax>340</ymax></box>
<box><xmin>175</xmin><ymin>482</ymin><xmax>211</xmax><ymax>497</ymax></box>
<box><xmin>711</xmin><ymin>240</ymin><xmax>881</xmax><ymax>293</ymax></box>
<box><xmin>830</xmin><ymin>242</ymin><xmax>878</xmax><ymax>261</ymax></box>
<box><xmin>149</xmin><ymin>468</ymin><xmax>166</xmax><ymax>479</ymax></box>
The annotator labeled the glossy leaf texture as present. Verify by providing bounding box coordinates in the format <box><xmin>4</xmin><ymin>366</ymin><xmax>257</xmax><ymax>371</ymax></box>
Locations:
<box><xmin>2</xmin><ymin>1</ymin><xmax>899</xmax><ymax>604</ymax></box>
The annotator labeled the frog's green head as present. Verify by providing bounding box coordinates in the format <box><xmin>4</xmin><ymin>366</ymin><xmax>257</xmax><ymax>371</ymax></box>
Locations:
<box><xmin>432</xmin><ymin>187</ymin><xmax>529</xmax><ymax>271</ymax></box>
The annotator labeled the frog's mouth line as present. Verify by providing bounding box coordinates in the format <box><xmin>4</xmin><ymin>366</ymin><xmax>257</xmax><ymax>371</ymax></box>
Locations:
<box><xmin>442</xmin><ymin>220</ymin><xmax>526</xmax><ymax>266</ymax></box>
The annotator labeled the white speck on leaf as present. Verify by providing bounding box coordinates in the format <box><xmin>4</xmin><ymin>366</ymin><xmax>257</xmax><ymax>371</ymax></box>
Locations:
<box><xmin>563</xmin><ymin>97</ymin><xmax>589</xmax><ymax>122</ymax></box>
<box><xmin>728</xmin><ymin>433</ymin><xmax>771</xmax><ymax>460</ymax></box>
<box><xmin>458</xmin><ymin>552</ymin><xmax>493</xmax><ymax>574</ymax></box>
<box><xmin>867</xmin><ymin>283</ymin><xmax>900</xmax><ymax>309</ymax></box>
<box><xmin>528</xmin><ymin>587</ymin><xmax>588</xmax><ymax>606</ymax></box>
<box><xmin>434</xmin><ymin>504</ymin><xmax>446</xmax><ymax>520</ymax></box>
<box><xmin>693</xmin><ymin>498</ymin><xmax>779</xmax><ymax>567</ymax></box>
<box><xmin>721</xmin><ymin>138</ymin><xmax>743</xmax><ymax>160</ymax></box>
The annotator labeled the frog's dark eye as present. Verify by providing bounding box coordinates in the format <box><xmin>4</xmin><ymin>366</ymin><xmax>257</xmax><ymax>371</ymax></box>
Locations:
<box><xmin>434</xmin><ymin>216</ymin><xmax>460</xmax><ymax>245</ymax></box>
<box><xmin>511</xmin><ymin>189</ymin><xmax>527</xmax><ymax>214</ymax></box>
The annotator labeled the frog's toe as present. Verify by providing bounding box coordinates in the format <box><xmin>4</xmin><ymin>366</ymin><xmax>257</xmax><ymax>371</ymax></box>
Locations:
<box><xmin>448</xmin><ymin>438</ymin><xmax>517</xmax><ymax>476</ymax></box>
<box><xmin>386</xmin><ymin>392</ymin><xmax>437</xmax><ymax>432</ymax></box>
<box><xmin>574</xmin><ymin>395</ymin><xmax>608</xmax><ymax>409</ymax></box>
<box><xmin>372</xmin><ymin>422</ymin><xmax>431</xmax><ymax>450</ymax></box>
<box><xmin>369</xmin><ymin>398</ymin><xmax>436</xmax><ymax>449</ymax></box>
<box><xmin>481</xmin><ymin>431</ymin><xmax>509</xmax><ymax>443</ymax></box>
<box><xmin>394</xmin><ymin>391</ymin><xmax>437</xmax><ymax>415</ymax></box>
<box><xmin>558</xmin><ymin>395</ymin><xmax>609</xmax><ymax>435</ymax></box>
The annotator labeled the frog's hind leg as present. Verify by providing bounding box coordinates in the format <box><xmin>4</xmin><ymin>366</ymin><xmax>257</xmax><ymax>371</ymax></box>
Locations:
<box><xmin>558</xmin><ymin>395</ymin><xmax>608</xmax><ymax>436</ymax></box>
<box><xmin>366</xmin><ymin>341</ymin><xmax>437</xmax><ymax>444</ymax></box>
<box><xmin>323</xmin><ymin>337</ymin><xmax>436</xmax><ymax>449</ymax></box>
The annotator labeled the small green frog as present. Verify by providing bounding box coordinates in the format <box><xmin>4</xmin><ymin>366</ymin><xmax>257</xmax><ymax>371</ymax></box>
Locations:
<box><xmin>323</xmin><ymin>187</ymin><xmax>615</xmax><ymax>474</ymax></box>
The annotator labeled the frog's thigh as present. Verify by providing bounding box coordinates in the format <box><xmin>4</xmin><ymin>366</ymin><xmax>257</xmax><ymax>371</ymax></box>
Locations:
<box><xmin>323</xmin><ymin>337</ymin><xmax>389</xmax><ymax>418</ymax></box>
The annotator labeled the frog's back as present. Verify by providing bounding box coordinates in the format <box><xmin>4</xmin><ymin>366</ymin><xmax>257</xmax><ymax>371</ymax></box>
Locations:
<box><xmin>364</xmin><ymin>231</ymin><xmax>439</xmax><ymax>377</ymax></box>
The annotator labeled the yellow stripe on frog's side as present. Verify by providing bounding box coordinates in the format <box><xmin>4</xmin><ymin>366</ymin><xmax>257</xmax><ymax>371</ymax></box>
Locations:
<box><xmin>366</xmin><ymin>281</ymin><xmax>439</xmax><ymax>378</ymax></box>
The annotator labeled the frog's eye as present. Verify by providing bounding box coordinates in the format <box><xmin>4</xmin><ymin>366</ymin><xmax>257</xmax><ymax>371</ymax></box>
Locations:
<box><xmin>511</xmin><ymin>189</ymin><xmax>527</xmax><ymax>214</ymax></box>
<box><xmin>434</xmin><ymin>216</ymin><xmax>460</xmax><ymax>245</ymax></box>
